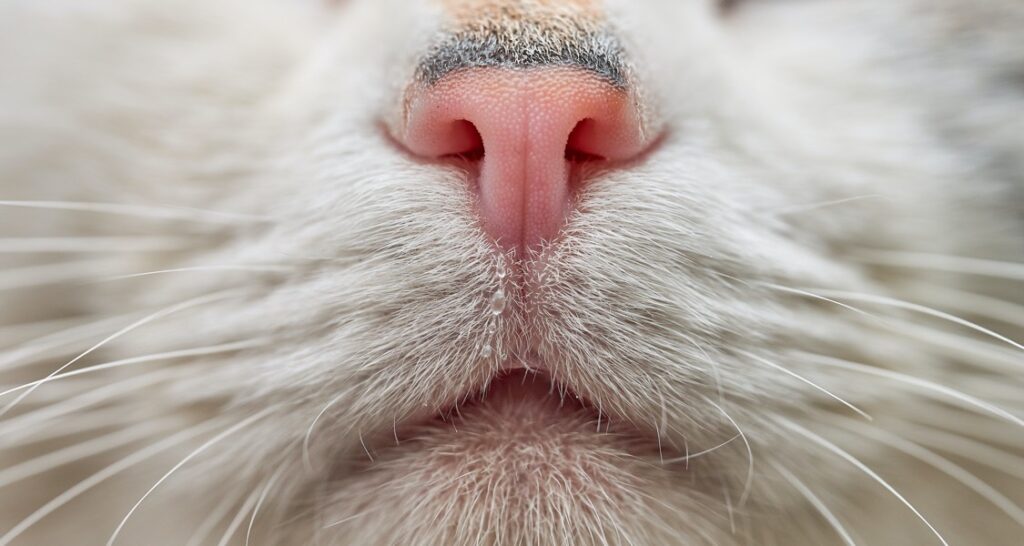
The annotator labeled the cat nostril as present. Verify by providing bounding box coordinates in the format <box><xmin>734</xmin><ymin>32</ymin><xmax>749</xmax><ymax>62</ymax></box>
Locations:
<box><xmin>400</xmin><ymin>67</ymin><xmax>649</xmax><ymax>255</ymax></box>
<box><xmin>440</xmin><ymin>120</ymin><xmax>484</xmax><ymax>161</ymax></box>
<box><xmin>565</xmin><ymin>119</ymin><xmax>607</xmax><ymax>162</ymax></box>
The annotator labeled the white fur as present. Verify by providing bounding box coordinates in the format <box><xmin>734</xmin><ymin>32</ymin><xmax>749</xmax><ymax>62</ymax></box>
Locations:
<box><xmin>0</xmin><ymin>0</ymin><xmax>1022</xmax><ymax>544</ymax></box>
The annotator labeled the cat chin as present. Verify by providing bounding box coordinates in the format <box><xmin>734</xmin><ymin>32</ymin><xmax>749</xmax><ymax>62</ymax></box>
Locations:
<box><xmin>295</xmin><ymin>369</ymin><xmax>741</xmax><ymax>545</ymax></box>
<box><xmin>318</xmin><ymin>406</ymin><xmax>720</xmax><ymax>546</ymax></box>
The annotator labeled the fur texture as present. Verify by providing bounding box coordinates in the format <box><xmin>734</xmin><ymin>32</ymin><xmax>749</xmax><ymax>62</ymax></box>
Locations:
<box><xmin>0</xmin><ymin>0</ymin><xmax>1022</xmax><ymax>544</ymax></box>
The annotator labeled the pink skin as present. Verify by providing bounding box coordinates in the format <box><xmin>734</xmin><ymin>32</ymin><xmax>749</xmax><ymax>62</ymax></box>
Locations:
<box><xmin>402</xmin><ymin>67</ymin><xmax>648</xmax><ymax>255</ymax></box>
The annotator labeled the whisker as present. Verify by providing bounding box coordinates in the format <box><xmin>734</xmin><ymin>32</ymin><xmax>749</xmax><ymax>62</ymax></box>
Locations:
<box><xmin>900</xmin><ymin>282</ymin><xmax>1024</xmax><ymax>329</ymax></box>
<box><xmin>0</xmin><ymin>236</ymin><xmax>197</xmax><ymax>254</ymax></box>
<box><xmin>0</xmin><ymin>418</ymin><xmax>176</xmax><ymax>489</ymax></box>
<box><xmin>302</xmin><ymin>386</ymin><xmax>357</xmax><ymax>472</ymax></box>
<box><xmin>246</xmin><ymin>464</ymin><xmax>289</xmax><ymax>546</ymax></box>
<box><xmin>879</xmin><ymin>316</ymin><xmax>1021</xmax><ymax>372</ymax></box>
<box><xmin>662</xmin><ymin>434</ymin><xmax>740</xmax><ymax>464</ymax></box>
<box><xmin>0</xmin><ymin>339</ymin><xmax>269</xmax><ymax>398</ymax></box>
<box><xmin>358</xmin><ymin>430</ymin><xmax>374</xmax><ymax>463</ymax></box>
<box><xmin>738</xmin><ymin>350</ymin><xmax>871</xmax><ymax>420</ymax></box>
<box><xmin>652</xmin><ymin>388</ymin><xmax>668</xmax><ymax>463</ymax></box>
<box><xmin>773</xmin><ymin>463</ymin><xmax>857</xmax><ymax>546</ymax></box>
<box><xmin>0</xmin><ymin>259</ymin><xmax>125</xmax><ymax>292</ymax></box>
<box><xmin>899</xmin><ymin>423</ymin><xmax>1024</xmax><ymax>482</ymax></box>
<box><xmin>721</xmin><ymin>483</ymin><xmax>736</xmax><ymax>534</ymax></box>
<box><xmin>0</xmin><ymin>417</ymin><xmax>225</xmax><ymax>546</ymax></box>
<box><xmin>683</xmin><ymin>334</ymin><xmax>724</xmax><ymax>401</ymax></box>
<box><xmin>757</xmin><ymin>282</ymin><xmax>876</xmax><ymax>320</ymax></box>
<box><xmin>763</xmin><ymin>281</ymin><xmax>1024</xmax><ymax>368</ymax></box>
<box><xmin>0</xmin><ymin>406</ymin><xmax>141</xmax><ymax>450</ymax></box>
<box><xmin>779</xmin><ymin>418</ymin><xmax>948</xmax><ymax>546</ymax></box>
<box><xmin>0</xmin><ymin>200</ymin><xmax>267</xmax><ymax>225</ymax></box>
<box><xmin>760</xmin><ymin>281</ymin><xmax>1024</xmax><ymax>365</ymax></box>
<box><xmin>772</xmin><ymin>194</ymin><xmax>885</xmax><ymax>216</ymax></box>
<box><xmin>185</xmin><ymin>489</ymin><xmax>248</xmax><ymax>546</ymax></box>
<box><xmin>807</xmin><ymin>288</ymin><xmax>1023</xmax><ymax>351</ymax></box>
<box><xmin>323</xmin><ymin>506</ymin><xmax>382</xmax><ymax>529</ymax></box>
<box><xmin>909</xmin><ymin>404</ymin><xmax>1024</xmax><ymax>453</ymax></box>
<box><xmin>0</xmin><ymin>312</ymin><xmax>139</xmax><ymax>371</ymax></box>
<box><xmin>799</xmin><ymin>353</ymin><xmax>1023</xmax><ymax>427</ymax></box>
<box><xmin>100</xmin><ymin>264</ymin><xmax>292</xmax><ymax>282</ymax></box>
<box><xmin>106</xmin><ymin>408</ymin><xmax>275</xmax><ymax>546</ymax></box>
<box><xmin>0</xmin><ymin>316</ymin><xmax>86</xmax><ymax>348</ymax></box>
<box><xmin>0</xmin><ymin>367</ymin><xmax>195</xmax><ymax>441</ymax></box>
<box><xmin>706</xmin><ymin>398</ymin><xmax>754</xmax><ymax>507</ymax></box>
<box><xmin>1</xmin><ymin>289</ymin><xmax>245</xmax><ymax>417</ymax></box>
<box><xmin>216</xmin><ymin>484</ymin><xmax>264</xmax><ymax>546</ymax></box>
<box><xmin>836</xmin><ymin>417</ymin><xmax>1024</xmax><ymax>528</ymax></box>
<box><xmin>853</xmin><ymin>250</ymin><xmax>1024</xmax><ymax>282</ymax></box>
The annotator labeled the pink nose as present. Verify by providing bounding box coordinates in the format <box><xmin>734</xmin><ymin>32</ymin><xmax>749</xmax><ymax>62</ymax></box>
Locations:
<box><xmin>401</xmin><ymin>67</ymin><xmax>648</xmax><ymax>254</ymax></box>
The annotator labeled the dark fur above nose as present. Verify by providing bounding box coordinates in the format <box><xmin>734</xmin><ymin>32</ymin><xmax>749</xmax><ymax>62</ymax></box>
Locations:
<box><xmin>415</xmin><ymin>4</ymin><xmax>629</xmax><ymax>88</ymax></box>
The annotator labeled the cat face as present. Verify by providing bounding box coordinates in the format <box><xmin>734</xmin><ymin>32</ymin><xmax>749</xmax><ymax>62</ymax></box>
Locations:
<box><xmin>0</xmin><ymin>0</ymin><xmax>1021</xmax><ymax>544</ymax></box>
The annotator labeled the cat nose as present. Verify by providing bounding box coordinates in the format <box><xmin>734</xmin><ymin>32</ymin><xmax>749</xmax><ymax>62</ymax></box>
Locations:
<box><xmin>401</xmin><ymin>67</ymin><xmax>648</xmax><ymax>254</ymax></box>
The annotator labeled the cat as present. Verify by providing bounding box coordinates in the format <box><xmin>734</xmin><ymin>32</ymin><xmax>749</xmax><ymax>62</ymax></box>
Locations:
<box><xmin>0</xmin><ymin>0</ymin><xmax>1021</xmax><ymax>544</ymax></box>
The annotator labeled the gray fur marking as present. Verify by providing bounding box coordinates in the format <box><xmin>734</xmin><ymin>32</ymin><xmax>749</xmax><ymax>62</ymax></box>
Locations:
<box><xmin>416</xmin><ymin>28</ymin><xmax>629</xmax><ymax>87</ymax></box>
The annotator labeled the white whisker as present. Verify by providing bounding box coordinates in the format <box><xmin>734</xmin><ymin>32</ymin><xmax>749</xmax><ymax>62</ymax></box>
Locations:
<box><xmin>185</xmin><ymin>490</ymin><xmax>247</xmax><ymax>546</ymax></box>
<box><xmin>900</xmin><ymin>424</ymin><xmax>1024</xmax><ymax>482</ymax></box>
<box><xmin>799</xmin><ymin>353</ymin><xmax>1023</xmax><ymax>427</ymax></box>
<box><xmin>358</xmin><ymin>430</ymin><xmax>374</xmax><ymax>463</ymax></box>
<box><xmin>0</xmin><ymin>418</ymin><xmax>175</xmax><ymax>489</ymax></box>
<box><xmin>1</xmin><ymin>289</ymin><xmax>245</xmax><ymax>417</ymax></box>
<box><xmin>910</xmin><ymin>405</ymin><xmax>1024</xmax><ymax>452</ymax></box>
<box><xmin>683</xmin><ymin>334</ymin><xmax>724</xmax><ymax>401</ymax></box>
<box><xmin>706</xmin><ymin>398</ymin><xmax>754</xmax><ymax>507</ymax></box>
<box><xmin>721</xmin><ymin>484</ymin><xmax>736</xmax><ymax>534</ymax></box>
<box><xmin>216</xmin><ymin>484</ymin><xmax>264</xmax><ymax>546</ymax></box>
<box><xmin>902</xmin><ymin>282</ymin><xmax>1024</xmax><ymax>329</ymax></box>
<box><xmin>773</xmin><ymin>194</ymin><xmax>885</xmax><ymax>216</ymax></box>
<box><xmin>106</xmin><ymin>408</ymin><xmax>274</xmax><ymax>546</ymax></box>
<box><xmin>773</xmin><ymin>463</ymin><xmax>857</xmax><ymax>546</ymax></box>
<box><xmin>807</xmin><ymin>288</ymin><xmax>1024</xmax><ymax>352</ymax></box>
<box><xmin>739</xmin><ymin>350</ymin><xmax>871</xmax><ymax>420</ymax></box>
<box><xmin>0</xmin><ymin>367</ymin><xmax>192</xmax><ymax>440</ymax></box>
<box><xmin>302</xmin><ymin>386</ymin><xmax>357</xmax><ymax>472</ymax></box>
<box><xmin>246</xmin><ymin>463</ymin><xmax>288</xmax><ymax>546</ymax></box>
<box><xmin>323</xmin><ymin>507</ymin><xmax>381</xmax><ymax>529</ymax></box>
<box><xmin>0</xmin><ymin>418</ymin><xmax>224</xmax><ymax>546</ymax></box>
<box><xmin>854</xmin><ymin>250</ymin><xmax>1024</xmax><ymax>282</ymax></box>
<box><xmin>0</xmin><ymin>406</ymin><xmax>140</xmax><ymax>450</ymax></box>
<box><xmin>757</xmin><ymin>282</ymin><xmax>876</xmax><ymax>320</ymax></box>
<box><xmin>836</xmin><ymin>418</ymin><xmax>1024</xmax><ymax>528</ymax></box>
<box><xmin>100</xmin><ymin>264</ymin><xmax>292</xmax><ymax>282</ymax></box>
<box><xmin>0</xmin><ymin>339</ymin><xmax>269</xmax><ymax>398</ymax></box>
<box><xmin>0</xmin><ymin>312</ymin><xmax>138</xmax><ymax>372</ymax></box>
<box><xmin>779</xmin><ymin>418</ymin><xmax>948</xmax><ymax>546</ymax></box>
<box><xmin>0</xmin><ymin>259</ymin><xmax>123</xmax><ymax>292</ymax></box>
<box><xmin>0</xmin><ymin>236</ymin><xmax>196</xmax><ymax>253</ymax></box>
<box><xmin>662</xmin><ymin>434</ymin><xmax>740</xmax><ymax>464</ymax></box>
<box><xmin>0</xmin><ymin>200</ymin><xmax>267</xmax><ymax>224</ymax></box>
<box><xmin>880</xmin><ymin>316</ymin><xmax>1022</xmax><ymax>371</ymax></box>
<box><xmin>0</xmin><ymin>316</ymin><xmax>85</xmax><ymax>348</ymax></box>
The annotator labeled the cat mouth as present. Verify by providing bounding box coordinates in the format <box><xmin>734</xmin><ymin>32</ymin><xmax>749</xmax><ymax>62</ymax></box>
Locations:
<box><xmin>371</xmin><ymin>367</ymin><xmax>667</xmax><ymax>462</ymax></box>
<box><xmin>423</xmin><ymin>368</ymin><xmax>600</xmax><ymax>430</ymax></box>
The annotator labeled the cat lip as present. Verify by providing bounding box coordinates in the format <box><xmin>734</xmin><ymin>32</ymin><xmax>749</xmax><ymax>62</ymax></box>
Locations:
<box><xmin>401</xmin><ymin>366</ymin><xmax>602</xmax><ymax>438</ymax></box>
<box><xmin>388</xmin><ymin>365</ymin><xmax>611</xmax><ymax>445</ymax></box>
